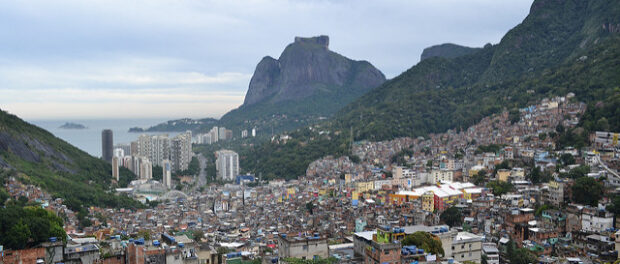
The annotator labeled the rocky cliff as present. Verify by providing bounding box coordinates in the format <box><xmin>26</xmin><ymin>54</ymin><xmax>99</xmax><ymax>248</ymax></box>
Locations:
<box><xmin>242</xmin><ymin>35</ymin><xmax>385</xmax><ymax>106</ymax></box>
<box><xmin>220</xmin><ymin>35</ymin><xmax>385</xmax><ymax>133</ymax></box>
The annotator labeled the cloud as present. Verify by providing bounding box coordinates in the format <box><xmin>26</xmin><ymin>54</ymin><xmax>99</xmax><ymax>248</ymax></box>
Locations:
<box><xmin>0</xmin><ymin>0</ymin><xmax>534</xmax><ymax>120</ymax></box>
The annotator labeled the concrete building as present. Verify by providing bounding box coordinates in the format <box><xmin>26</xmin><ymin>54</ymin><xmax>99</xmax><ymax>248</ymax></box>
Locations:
<box><xmin>171</xmin><ymin>132</ymin><xmax>192</xmax><ymax>172</ymax></box>
<box><xmin>136</xmin><ymin>134</ymin><xmax>170</xmax><ymax>167</ymax></box>
<box><xmin>252</xmin><ymin>127</ymin><xmax>256</xmax><ymax>137</ymax></box>
<box><xmin>102</xmin><ymin>129</ymin><xmax>113</xmax><ymax>163</ymax></box>
<box><xmin>277</xmin><ymin>234</ymin><xmax>328</xmax><ymax>260</ymax></box>
<box><xmin>112</xmin><ymin>156</ymin><xmax>120</xmax><ymax>181</ymax></box>
<box><xmin>162</xmin><ymin>159</ymin><xmax>172</xmax><ymax>189</ymax></box>
<box><xmin>216</xmin><ymin>150</ymin><xmax>239</xmax><ymax>181</ymax></box>
<box><xmin>364</xmin><ymin>227</ymin><xmax>401</xmax><ymax>264</ymax></box>
<box><xmin>140</xmin><ymin>159</ymin><xmax>153</xmax><ymax>180</ymax></box>
<box><xmin>431</xmin><ymin>169</ymin><xmax>454</xmax><ymax>184</ymax></box>
<box><xmin>209</xmin><ymin>126</ymin><xmax>219</xmax><ymax>143</ymax></box>
<box><xmin>542</xmin><ymin>180</ymin><xmax>564</xmax><ymax>207</ymax></box>
<box><xmin>582</xmin><ymin>208</ymin><xmax>613</xmax><ymax>232</ymax></box>
<box><xmin>482</xmin><ymin>243</ymin><xmax>500</xmax><ymax>264</ymax></box>
<box><xmin>218</xmin><ymin>127</ymin><xmax>227</xmax><ymax>141</ymax></box>
<box><xmin>452</xmin><ymin>232</ymin><xmax>483</xmax><ymax>263</ymax></box>
<box><xmin>114</xmin><ymin>143</ymin><xmax>131</xmax><ymax>156</ymax></box>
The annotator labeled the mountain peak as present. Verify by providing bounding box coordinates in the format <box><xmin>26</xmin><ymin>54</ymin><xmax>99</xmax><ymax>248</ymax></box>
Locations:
<box><xmin>294</xmin><ymin>35</ymin><xmax>329</xmax><ymax>49</ymax></box>
<box><xmin>420</xmin><ymin>43</ymin><xmax>481</xmax><ymax>61</ymax></box>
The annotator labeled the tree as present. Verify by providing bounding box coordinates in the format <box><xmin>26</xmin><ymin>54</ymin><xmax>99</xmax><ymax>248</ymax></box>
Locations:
<box><xmin>510</xmin><ymin>248</ymin><xmax>536</xmax><ymax>264</ymax></box>
<box><xmin>401</xmin><ymin>232</ymin><xmax>444</xmax><ymax>256</ymax></box>
<box><xmin>473</xmin><ymin>170</ymin><xmax>487</xmax><ymax>186</ymax></box>
<box><xmin>305</xmin><ymin>202</ymin><xmax>316</xmax><ymax>215</ymax></box>
<box><xmin>486</xmin><ymin>181</ymin><xmax>514</xmax><ymax>196</ymax></box>
<box><xmin>137</xmin><ymin>230</ymin><xmax>151</xmax><ymax>240</ymax></box>
<box><xmin>559</xmin><ymin>154</ymin><xmax>575</xmax><ymax>166</ymax></box>
<box><xmin>5</xmin><ymin>221</ymin><xmax>31</xmax><ymax>249</ymax></box>
<box><xmin>538</xmin><ymin>133</ymin><xmax>547</xmax><ymax>141</ymax></box>
<box><xmin>571</xmin><ymin>177</ymin><xmax>603</xmax><ymax>206</ymax></box>
<box><xmin>440</xmin><ymin>207</ymin><xmax>462</xmax><ymax>227</ymax></box>
<box><xmin>193</xmin><ymin>230</ymin><xmax>205</xmax><ymax>242</ymax></box>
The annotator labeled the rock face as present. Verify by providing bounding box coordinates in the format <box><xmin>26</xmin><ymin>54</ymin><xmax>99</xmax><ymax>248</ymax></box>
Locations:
<box><xmin>420</xmin><ymin>43</ymin><xmax>481</xmax><ymax>61</ymax></box>
<box><xmin>242</xmin><ymin>35</ymin><xmax>385</xmax><ymax>106</ymax></box>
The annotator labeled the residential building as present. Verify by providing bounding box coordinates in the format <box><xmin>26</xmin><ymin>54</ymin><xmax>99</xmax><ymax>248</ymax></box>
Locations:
<box><xmin>582</xmin><ymin>207</ymin><xmax>613</xmax><ymax>232</ymax></box>
<box><xmin>431</xmin><ymin>169</ymin><xmax>454</xmax><ymax>184</ymax></box>
<box><xmin>112</xmin><ymin>156</ymin><xmax>120</xmax><ymax>181</ymax></box>
<box><xmin>170</xmin><ymin>132</ymin><xmax>192</xmax><ymax>172</ymax></box>
<box><xmin>102</xmin><ymin>129</ymin><xmax>113</xmax><ymax>163</ymax></box>
<box><xmin>482</xmin><ymin>243</ymin><xmax>500</xmax><ymax>264</ymax></box>
<box><xmin>452</xmin><ymin>232</ymin><xmax>483</xmax><ymax>263</ymax></box>
<box><xmin>277</xmin><ymin>234</ymin><xmax>328</xmax><ymax>260</ymax></box>
<box><xmin>364</xmin><ymin>227</ymin><xmax>401</xmax><ymax>264</ymax></box>
<box><xmin>162</xmin><ymin>159</ymin><xmax>172</xmax><ymax>189</ymax></box>
<box><xmin>140</xmin><ymin>159</ymin><xmax>152</xmax><ymax>180</ymax></box>
<box><xmin>216</xmin><ymin>150</ymin><xmax>239</xmax><ymax>181</ymax></box>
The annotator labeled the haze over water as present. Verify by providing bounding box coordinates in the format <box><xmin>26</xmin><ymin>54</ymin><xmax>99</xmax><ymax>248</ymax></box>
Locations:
<box><xmin>29</xmin><ymin>119</ymin><xmax>181</xmax><ymax>158</ymax></box>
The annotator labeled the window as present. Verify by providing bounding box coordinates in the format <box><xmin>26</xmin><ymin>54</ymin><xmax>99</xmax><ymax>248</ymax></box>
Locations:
<box><xmin>303</xmin><ymin>245</ymin><xmax>308</xmax><ymax>250</ymax></box>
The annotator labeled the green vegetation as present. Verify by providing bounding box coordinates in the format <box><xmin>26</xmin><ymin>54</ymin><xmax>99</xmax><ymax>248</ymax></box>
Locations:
<box><xmin>391</xmin><ymin>149</ymin><xmax>414</xmax><ymax>166</ymax></box>
<box><xmin>475</xmin><ymin>144</ymin><xmax>505</xmax><ymax>155</ymax></box>
<box><xmin>0</xmin><ymin>204</ymin><xmax>66</xmax><ymax>249</ymax></box>
<box><xmin>143</xmin><ymin>118</ymin><xmax>218</xmax><ymax>132</ymax></box>
<box><xmin>472</xmin><ymin>170</ymin><xmax>487</xmax><ymax>186</ymax></box>
<box><xmin>505</xmin><ymin>239</ymin><xmax>537</xmax><ymax>264</ymax></box>
<box><xmin>527</xmin><ymin>167</ymin><xmax>551</xmax><ymax>184</ymax></box>
<box><xmin>560</xmin><ymin>165</ymin><xmax>590</xmax><ymax>179</ymax></box>
<box><xmin>420</xmin><ymin>43</ymin><xmax>481</xmax><ymax>61</ymax></box>
<box><xmin>401</xmin><ymin>231</ymin><xmax>444</xmax><ymax>256</ymax></box>
<box><xmin>571</xmin><ymin>177</ymin><xmax>604</xmax><ymax>206</ymax></box>
<box><xmin>486</xmin><ymin>181</ymin><xmax>514</xmax><ymax>196</ymax></box>
<box><xmin>0</xmin><ymin>109</ymin><xmax>142</xmax><ymax>211</ymax></box>
<box><xmin>213</xmin><ymin>1</ymin><xmax>620</xmax><ymax>180</ymax></box>
<box><xmin>439</xmin><ymin>206</ymin><xmax>462</xmax><ymax>227</ymax></box>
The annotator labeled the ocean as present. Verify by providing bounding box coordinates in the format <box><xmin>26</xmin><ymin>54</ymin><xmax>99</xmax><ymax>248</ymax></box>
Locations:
<box><xmin>28</xmin><ymin>118</ymin><xmax>182</xmax><ymax>158</ymax></box>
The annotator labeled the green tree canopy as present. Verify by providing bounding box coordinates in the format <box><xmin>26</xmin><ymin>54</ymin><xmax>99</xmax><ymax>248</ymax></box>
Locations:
<box><xmin>440</xmin><ymin>207</ymin><xmax>463</xmax><ymax>227</ymax></box>
<box><xmin>571</xmin><ymin>177</ymin><xmax>603</xmax><ymax>206</ymax></box>
<box><xmin>401</xmin><ymin>231</ymin><xmax>444</xmax><ymax>256</ymax></box>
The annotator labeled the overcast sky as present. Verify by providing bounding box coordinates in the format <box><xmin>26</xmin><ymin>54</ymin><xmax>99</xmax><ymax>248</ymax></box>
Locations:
<box><xmin>0</xmin><ymin>0</ymin><xmax>533</xmax><ymax>120</ymax></box>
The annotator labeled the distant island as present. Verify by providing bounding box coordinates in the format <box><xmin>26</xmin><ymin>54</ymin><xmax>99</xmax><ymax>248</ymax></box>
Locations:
<box><xmin>59</xmin><ymin>122</ymin><xmax>87</xmax><ymax>129</ymax></box>
<box><xmin>128</xmin><ymin>127</ymin><xmax>145</xmax><ymax>133</ymax></box>
<box><xmin>129</xmin><ymin>118</ymin><xmax>218</xmax><ymax>133</ymax></box>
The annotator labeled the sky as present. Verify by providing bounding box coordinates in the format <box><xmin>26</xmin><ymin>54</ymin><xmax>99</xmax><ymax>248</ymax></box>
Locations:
<box><xmin>0</xmin><ymin>0</ymin><xmax>534</xmax><ymax>120</ymax></box>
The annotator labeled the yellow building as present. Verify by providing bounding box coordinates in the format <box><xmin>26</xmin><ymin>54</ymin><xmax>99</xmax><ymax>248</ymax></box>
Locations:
<box><xmin>345</xmin><ymin>173</ymin><xmax>352</xmax><ymax>183</ymax></box>
<box><xmin>422</xmin><ymin>191</ymin><xmax>434</xmax><ymax>212</ymax></box>
<box><xmin>497</xmin><ymin>169</ymin><xmax>511</xmax><ymax>182</ymax></box>
<box><xmin>356</xmin><ymin>181</ymin><xmax>374</xmax><ymax>193</ymax></box>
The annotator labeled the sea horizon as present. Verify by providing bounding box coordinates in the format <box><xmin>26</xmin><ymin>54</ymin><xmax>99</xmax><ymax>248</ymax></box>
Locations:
<box><xmin>28</xmin><ymin>118</ymin><xmax>183</xmax><ymax>158</ymax></box>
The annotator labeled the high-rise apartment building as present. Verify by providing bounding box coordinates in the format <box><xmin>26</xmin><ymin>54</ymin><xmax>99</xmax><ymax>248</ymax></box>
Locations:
<box><xmin>218</xmin><ymin>127</ymin><xmax>227</xmax><ymax>141</ymax></box>
<box><xmin>102</xmin><ymin>129</ymin><xmax>113</xmax><ymax>163</ymax></box>
<box><xmin>136</xmin><ymin>134</ymin><xmax>170</xmax><ymax>167</ymax></box>
<box><xmin>206</xmin><ymin>126</ymin><xmax>218</xmax><ymax>143</ymax></box>
<box><xmin>114</xmin><ymin>143</ymin><xmax>131</xmax><ymax>156</ymax></box>
<box><xmin>112</xmin><ymin>156</ymin><xmax>120</xmax><ymax>181</ymax></box>
<box><xmin>170</xmin><ymin>132</ymin><xmax>192</xmax><ymax>172</ymax></box>
<box><xmin>139</xmin><ymin>159</ymin><xmax>152</xmax><ymax>180</ymax></box>
<box><xmin>162</xmin><ymin>159</ymin><xmax>172</xmax><ymax>189</ymax></box>
<box><xmin>215</xmin><ymin>149</ymin><xmax>239</xmax><ymax>181</ymax></box>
